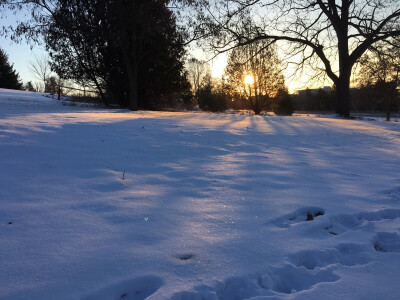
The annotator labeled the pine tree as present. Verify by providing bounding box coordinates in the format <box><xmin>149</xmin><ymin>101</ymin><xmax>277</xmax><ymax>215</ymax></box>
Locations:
<box><xmin>0</xmin><ymin>48</ymin><xmax>23</xmax><ymax>90</ymax></box>
<box><xmin>24</xmin><ymin>81</ymin><xmax>36</xmax><ymax>92</ymax></box>
<box><xmin>45</xmin><ymin>0</ymin><xmax>189</xmax><ymax>109</ymax></box>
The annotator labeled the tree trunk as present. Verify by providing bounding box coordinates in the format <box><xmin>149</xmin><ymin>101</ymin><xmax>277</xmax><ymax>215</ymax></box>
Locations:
<box><xmin>386</xmin><ymin>98</ymin><xmax>391</xmax><ymax>121</ymax></box>
<box><xmin>386</xmin><ymin>110</ymin><xmax>391</xmax><ymax>121</ymax></box>
<box><xmin>120</xmin><ymin>45</ymin><xmax>139</xmax><ymax>111</ymax></box>
<box><xmin>335</xmin><ymin>72</ymin><xmax>351</xmax><ymax>117</ymax></box>
<box><xmin>129</xmin><ymin>67</ymin><xmax>138</xmax><ymax>111</ymax></box>
<box><xmin>125</xmin><ymin>61</ymin><xmax>138</xmax><ymax>111</ymax></box>
<box><xmin>91</xmin><ymin>79</ymin><xmax>108</xmax><ymax>106</ymax></box>
<box><xmin>335</xmin><ymin>7</ymin><xmax>352</xmax><ymax>118</ymax></box>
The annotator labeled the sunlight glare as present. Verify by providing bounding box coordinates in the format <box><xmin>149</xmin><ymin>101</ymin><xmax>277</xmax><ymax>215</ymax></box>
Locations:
<box><xmin>244</xmin><ymin>75</ymin><xmax>254</xmax><ymax>85</ymax></box>
<box><xmin>211</xmin><ymin>53</ymin><xmax>228</xmax><ymax>78</ymax></box>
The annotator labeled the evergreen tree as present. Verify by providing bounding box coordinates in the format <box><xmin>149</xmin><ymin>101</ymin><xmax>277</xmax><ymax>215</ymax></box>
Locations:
<box><xmin>272</xmin><ymin>88</ymin><xmax>294</xmax><ymax>116</ymax></box>
<box><xmin>0</xmin><ymin>48</ymin><xmax>23</xmax><ymax>90</ymax></box>
<box><xmin>45</xmin><ymin>0</ymin><xmax>189</xmax><ymax>109</ymax></box>
<box><xmin>45</xmin><ymin>76</ymin><xmax>58</xmax><ymax>95</ymax></box>
<box><xmin>24</xmin><ymin>81</ymin><xmax>36</xmax><ymax>91</ymax></box>
<box><xmin>197</xmin><ymin>75</ymin><xmax>228</xmax><ymax>112</ymax></box>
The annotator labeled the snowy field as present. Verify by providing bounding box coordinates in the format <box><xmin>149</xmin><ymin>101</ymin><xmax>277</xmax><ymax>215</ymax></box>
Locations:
<box><xmin>1</xmin><ymin>88</ymin><xmax>400</xmax><ymax>300</ymax></box>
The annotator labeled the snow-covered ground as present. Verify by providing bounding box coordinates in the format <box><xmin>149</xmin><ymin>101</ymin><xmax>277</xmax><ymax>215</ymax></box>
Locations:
<box><xmin>1</xmin><ymin>88</ymin><xmax>400</xmax><ymax>300</ymax></box>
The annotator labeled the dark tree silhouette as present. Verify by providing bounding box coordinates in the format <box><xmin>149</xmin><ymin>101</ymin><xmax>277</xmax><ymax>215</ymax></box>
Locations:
<box><xmin>95</xmin><ymin>0</ymin><xmax>189</xmax><ymax>110</ymax></box>
<box><xmin>1</xmin><ymin>0</ymin><xmax>189</xmax><ymax>109</ymax></box>
<box><xmin>24</xmin><ymin>81</ymin><xmax>36</xmax><ymax>92</ymax></box>
<box><xmin>45</xmin><ymin>0</ymin><xmax>111</xmax><ymax>105</ymax></box>
<box><xmin>0</xmin><ymin>48</ymin><xmax>23</xmax><ymax>90</ymax></box>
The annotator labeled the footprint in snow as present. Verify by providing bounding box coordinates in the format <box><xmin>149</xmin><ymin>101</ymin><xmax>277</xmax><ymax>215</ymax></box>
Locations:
<box><xmin>84</xmin><ymin>275</ymin><xmax>163</xmax><ymax>300</ymax></box>
<box><xmin>259</xmin><ymin>264</ymin><xmax>339</xmax><ymax>294</ymax></box>
<box><xmin>373</xmin><ymin>232</ymin><xmax>400</xmax><ymax>253</ymax></box>
<box><xmin>271</xmin><ymin>206</ymin><xmax>325</xmax><ymax>228</ymax></box>
<box><xmin>173</xmin><ymin>253</ymin><xmax>195</xmax><ymax>261</ymax></box>
<box><xmin>324</xmin><ymin>208</ymin><xmax>400</xmax><ymax>236</ymax></box>
<box><xmin>357</xmin><ymin>208</ymin><xmax>400</xmax><ymax>222</ymax></box>
<box><xmin>289</xmin><ymin>243</ymin><xmax>372</xmax><ymax>270</ymax></box>
<box><xmin>171</xmin><ymin>265</ymin><xmax>339</xmax><ymax>299</ymax></box>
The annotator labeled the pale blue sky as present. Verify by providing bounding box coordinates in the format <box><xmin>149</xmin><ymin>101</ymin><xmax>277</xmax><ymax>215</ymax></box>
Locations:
<box><xmin>1</xmin><ymin>9</ymin><xmax>47</xmax><ymax>84</ymax></box>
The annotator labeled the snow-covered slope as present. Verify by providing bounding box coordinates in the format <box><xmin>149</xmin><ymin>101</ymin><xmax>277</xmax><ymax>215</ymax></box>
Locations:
<box><xmin>1</xmin><ymin>88</ymin><xmax>399</xmax><ymax>299</ymax></box>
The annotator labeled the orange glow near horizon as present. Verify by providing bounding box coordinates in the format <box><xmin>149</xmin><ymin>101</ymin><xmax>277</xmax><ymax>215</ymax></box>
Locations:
<box><xmin>207</xmin><ymin>52</ymin><xmax>331</xmax><ymax>94</ymax></box>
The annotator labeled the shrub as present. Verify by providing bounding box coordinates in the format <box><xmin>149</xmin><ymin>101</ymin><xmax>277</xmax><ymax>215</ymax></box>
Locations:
<box><xmin>198</xmin><ymin>82</ymin><xmax>228</xmax><ymax>112</ymax></box>
<box><xmin>273</xmin><ymin>89</ymin><xmax>294</xmax><ymax>116</ymax></box>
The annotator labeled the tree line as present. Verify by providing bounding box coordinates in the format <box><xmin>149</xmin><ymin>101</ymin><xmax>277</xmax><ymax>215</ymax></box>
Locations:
<box><xmin>191</xmin><ymin>0</ymin><xmax>400</xmax><ymax>117</ymax></box>
<box><xmin>0</xmin><ymin>0</ymin><xmax>399</xmax><ymax>118</ymax></box>
<box><xmin>187</xmin><ymin>40</ymin><xmax>294</xmax><ymax>115</ymax></box>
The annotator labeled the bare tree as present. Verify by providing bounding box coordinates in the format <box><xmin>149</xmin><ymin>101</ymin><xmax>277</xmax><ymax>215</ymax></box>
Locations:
<box><xmin>225</xmin><ymin>40</ymin><xmax>286</xmax><ymax>114</ymax></box>
<box><xmin>187</xmin><ymin>57</ymin><xmax>210</xmax><ymax>99</ymax></box>
<box><xmin>195</xmin><ymin>0</ymin><xmax>400</xmax><ymax>117</ymax></box>
<box><xmin>28</xmin><ymin>54</ymin><xmax>52</xmax><ymax>92</ymax></box>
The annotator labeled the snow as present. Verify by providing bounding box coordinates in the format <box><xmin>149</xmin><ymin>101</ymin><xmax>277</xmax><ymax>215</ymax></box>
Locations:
<box><xmin>0</xmin><ymin>88</ymin><xmax>399</xmax><ymax>299</ymax></box>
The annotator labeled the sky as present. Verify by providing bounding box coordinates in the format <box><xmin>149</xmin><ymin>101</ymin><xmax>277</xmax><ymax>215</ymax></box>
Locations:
<box><xmin>1</xmin><ymin>36</ymin><xmax>47</xmax><ymax>83</ymax></box>
<box><xmin>0</xmin><ymin>9</ymin><xmax>48</xmax><ymax>84</ymax></box>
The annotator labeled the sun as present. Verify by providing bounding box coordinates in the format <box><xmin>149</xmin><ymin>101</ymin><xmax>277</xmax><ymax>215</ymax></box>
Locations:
<box><xmin>244</xmin><ymin>74</ymin><xmax>254</xmax><ymax>85</ymax></box>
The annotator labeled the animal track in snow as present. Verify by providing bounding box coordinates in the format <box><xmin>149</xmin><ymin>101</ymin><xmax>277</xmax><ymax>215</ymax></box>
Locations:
<box><xmin>174</xmin><ymin>253</ymin><xmax>195</xmax><ymax>261</ymax></box>
<box><xmin>272</xmin><ymin>206</ymin><xmax>325</xmax><ymax>228</ymax></box>
<box><xmin>84</xmin><ymin>275</ymin><xmax>163</xmax><ymax>300</ymax></box>
<box><xmin>259</xmin><ymin>264</ymin><xmax>339</xmax><ymax>294</ymax></box>
<box><xmin>170</xmin><ymin>264</ymin><xmax>339</xmax><ymax>299</ymax></box>
<box><xmin>173</xmin><ymin>207</ymin><xmax>400</xmax><ymax>299</ymax></box>
<box><xmin>373</xmin><ymin>232</ymin><xmax>400</xmax><ymax>253</ymax></box>
<box><xmin>323</xmin><ymin>214</ymin><xmax>361</xmax><ymax>236</ymax></box>
<box><xmin>356</xmin><ymin>209</ymin><xmax>400</xmax><ymax>222</ymax></box>
<box><xmin>289</xmin><ymin>243</ymin><xmax>371</xmax><ymax>270</ymax></box>
<box><xmin>324</xmin><ymin>209</ymin><xmax>400</xmax><ymax>236</ymax></box>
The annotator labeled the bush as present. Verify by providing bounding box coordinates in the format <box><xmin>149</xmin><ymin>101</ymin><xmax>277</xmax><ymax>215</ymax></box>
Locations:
<box><xmin>273</xmin><ymin>89</ymin><xmax>294</xmax><ymax>116</ymax></box>
<box><xmin>198</xmin><ymin>83</ymin><xmax>228</xmax><ymax>112</ymax></box>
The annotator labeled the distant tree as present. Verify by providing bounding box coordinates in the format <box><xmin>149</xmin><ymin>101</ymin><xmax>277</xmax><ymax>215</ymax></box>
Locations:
<box><xmin>272</xmin><ymin>88</ymin><xmax>294</xmax><ymax>116</ymax></box>
<box><xmin>28</xmin><ymin>55</ymin><xmax>52</xmax><ymax>93</ymax></box>
<box><xmin>292</xmin><ymin>88</ymin><xmax>314</xmax><ymax>111</ymax></box>
<box><xmin>314</xmin><ymin>88</ymin><xmax>336</xmax><ymax>111</ymax></box>
<box><xmin>197</xmin><ymin>75</ymin><xmax>228</xmax><ymax>112</ymax></box>
<box><xmin>358</xmin><ymin>42</ymin><xmax>400</xmax><ymax>120</ymax></box>
<box><xmin>225</xmin><ymin>40</ymin><xmax>286</xmax><ymax>114</ymax></box>
<box><xmin>187</xmin><ymin>58</ymin><xmax>210</xmax><ymax>100</ymax></box>
<box><xmin>24</xmin><ymin>81</ymin><xmax>36</xmax><ymax>91</ymax></box>
<box><xmin>0</xmin><ymin>48</ymin><xmax>23</xmax><ymax>90</ymax></box>
<box><xmin>45</xmin><ymin>76</ymin><xmax>58</xmax><ymax>95</ymax></box>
